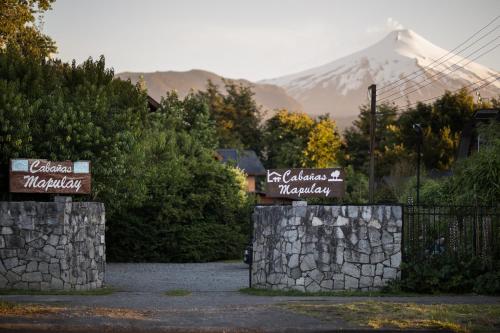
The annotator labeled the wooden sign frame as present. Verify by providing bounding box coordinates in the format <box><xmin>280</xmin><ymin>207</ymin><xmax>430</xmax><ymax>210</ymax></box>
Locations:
<box><xmin>9</xmin><ymin>159</ymin><xmax>91</xmax><ymax>194</ymax></box>
<box><xmin>266</xmin><ymin>168</ymin><xmax>345</xmax><ymax>199</ymax></box>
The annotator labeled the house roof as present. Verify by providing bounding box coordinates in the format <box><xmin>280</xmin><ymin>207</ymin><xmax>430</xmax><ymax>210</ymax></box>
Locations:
<box><xmin>216</xmin><ymin>149</ymin><xmax>266</xmax><ymax>176</ymax></box>
<box><xmin>473</xmin><ymin>108</ymin><xmax>500</xmax><ymax>121</ymax></box>
<box><xmin>147</xmin><ymin>95</ymin><xmax>160</xmax><ymax>112</ymax></box>
<box><xmin>457</xmin><ymin>108</ymin><xmax>499</xmax><ymax>160</ymax></box>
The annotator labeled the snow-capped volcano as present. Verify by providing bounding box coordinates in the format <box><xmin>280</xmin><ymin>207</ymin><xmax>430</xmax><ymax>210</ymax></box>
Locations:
<box><xmin>261</xmin><ymin>29</ymin><xmax>500</xmax><ymax>128</ymax></box>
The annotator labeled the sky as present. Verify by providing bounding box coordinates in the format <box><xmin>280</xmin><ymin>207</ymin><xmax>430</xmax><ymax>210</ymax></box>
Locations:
<box><xmin>44</xmin><ymin>0</ymin><xmax>500</xmax><ymax>82</ymax></box>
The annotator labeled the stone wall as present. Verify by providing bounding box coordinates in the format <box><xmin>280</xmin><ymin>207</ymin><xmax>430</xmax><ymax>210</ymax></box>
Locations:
<box><xmin>0</xmin><ymin>199</ymin><xmax>105</xmax><ymax>290</ymax></box>
<box><xmin>252</xmin><ymin>204</ymin><xmax>402</xmax><ymax>291</ymax></box>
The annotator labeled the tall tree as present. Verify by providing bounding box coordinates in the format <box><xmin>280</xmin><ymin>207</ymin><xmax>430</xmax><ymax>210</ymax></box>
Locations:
<box><xmin>397</xmin><ymin>89</ymin><xmax>474</xmax><ymax>170</ymax></box>
<box><xmin>161</xmin><ymin>90</ymin><xmax>218</xmax><ymax>149</ymax></box>
<box><xmin>262</xmin><ymin>109</ymin><xmax>314</xmax><ymax>168</ymax></box>
<box><xmin>0</xmin><ymin>52</ymin><xmax>149</xmax><ymax>209</ymax></box>
<box><xmin>108</xmin><ymin>93</ymin><xmax>251</xmax><ymax>262</ymax></box>
<box><xmin>302</xmin><ymin>117</ymin><xmax>342</xmax><ymax>168</ymax></box>
<box><xmin>342</xmin><ymin>103</ymin><xmax>400</xmax><ymax>177</ymax></box>
<box><xmin>0</xmin><ymin>0</ymin><xmax>56</xmax><ymax>57</ymax></box>
<box><xmin>198</xmin><ymin>80</ymin><xmax>263</xmax><ymax>153</ymax></box>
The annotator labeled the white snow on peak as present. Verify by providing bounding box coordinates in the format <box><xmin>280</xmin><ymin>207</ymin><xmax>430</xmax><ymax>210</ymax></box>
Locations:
<box><xmin>262</xmin><ymin>29</ymin><xmax>499</xmax><ymax>96</ymax></box>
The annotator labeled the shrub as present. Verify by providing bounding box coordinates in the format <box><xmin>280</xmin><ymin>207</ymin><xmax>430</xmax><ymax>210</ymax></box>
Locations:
<box><xmin>106</xmin><ymin>94</ymin><xmax>252</xmax><ymax>262</ymax></box>
<box><xmin>446</xmin><ymin>122</ymin><xmax>500</xmax><ymax>206</ymax></box>
<box><xmin>473</xmin><ymin>272</ymin><xmax>500</xmax><ymax>295</ymax></box>
<box><xmin>396</xmin><ymin>175</ymin><xmax>450</xmax><ymax>205</ymax></box>
<box><xmin>392</xmin><ymin>255</ymin><xmax>500</xmax><ymax>295</ymax></box>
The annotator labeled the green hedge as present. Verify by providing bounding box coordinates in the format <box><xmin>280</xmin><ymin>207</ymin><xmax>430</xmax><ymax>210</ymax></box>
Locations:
<box><xmin>389</xmin><ymin>256</ymin><xmax>500</xmax><ymax>295</ymax></box>
<box><xmin>107</xmin><ymin>213</ymin><xmax>248</xmax><ymax>262</ymax></box>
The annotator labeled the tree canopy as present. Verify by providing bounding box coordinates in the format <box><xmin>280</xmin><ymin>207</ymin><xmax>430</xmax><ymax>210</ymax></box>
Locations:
<box><xmin>0</xmin><ymin>0</ymin><xmax>56</xmax><ymax>57</ymax></box>
<box><xmin>0</xmin><ymin>49</ymin><xmax>252</xmax><ymax>262</ymax></box>
<box><xmin>198</xmin><ymin>80</ymin><xmax>263</xmax><ymax>154</ymax></box>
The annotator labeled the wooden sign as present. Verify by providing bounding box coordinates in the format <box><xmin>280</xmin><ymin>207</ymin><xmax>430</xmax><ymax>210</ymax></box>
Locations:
<box><xmin>9</xmin><ymin>159</ymin><xmax>91</xmax><ymax>194</ymax></box>
<box><xmin>266</xmin><ymin>168</ymin><xmax>345</xmax><ymax>199</ymax></box>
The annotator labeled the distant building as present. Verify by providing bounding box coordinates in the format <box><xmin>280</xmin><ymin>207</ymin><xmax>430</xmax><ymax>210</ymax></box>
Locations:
<box><xmin>215</xmin><ymin>149</ymin><xmax>294</xmax><ymax>204</ymax></box>
<box><xmin>215</xmin><ymin>149</ymin><xmax>266</xmax><ymax>193</ymax></box>
<box><xmin>147</xmin><ymin>95</ymin><xmax>160</xmax><ymax>112</ymax></box>
<box><xmin>457</xmin><ymin>108</ymin><xmax>500</xmax><ymax>160</ymax></box>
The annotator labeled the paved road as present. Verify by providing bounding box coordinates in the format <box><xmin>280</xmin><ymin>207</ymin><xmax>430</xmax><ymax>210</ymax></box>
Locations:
<box><xmin>1</xmin><ymin>262</ymin><xmax>500</xmax><ymax>332</ymax></box>
<box><xmin>0</xmin><ymin>262</ymin><xmax>345</xmax><ymax>332</ymax></box>
<box><xmin>106</xmin><ymin>262</ymin><xmax>250</xmax><ymax>292</ymax></box>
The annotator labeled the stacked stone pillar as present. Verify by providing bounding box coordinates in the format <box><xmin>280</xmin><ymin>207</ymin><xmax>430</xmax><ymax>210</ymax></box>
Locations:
<box><xmin>0</xmin><ymin>199</ymin><xmax>105</xmax><ymax>290</ymax></box>
<box><xmin>252</xmin><ymin>205</ymin><xmax>402</xmax><ymax>291</ymax></box>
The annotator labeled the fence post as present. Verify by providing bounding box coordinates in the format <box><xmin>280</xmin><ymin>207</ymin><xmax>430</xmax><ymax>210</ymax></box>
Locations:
<box><xmin>401</xmin><ymin>204</ymin><xmax>407</xmax><ymax>280</ymax></box>
<box><xmin>248</xmin><ymin>204</ymin><xmax>254</xmax><ymax>289</ymax></box>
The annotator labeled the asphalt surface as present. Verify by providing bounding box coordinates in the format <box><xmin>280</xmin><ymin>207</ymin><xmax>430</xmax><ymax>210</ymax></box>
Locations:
<box><xmin>106</xmin><ymin>262</ymin><xmax>250</xmax><ymax>292</ymax></box>
<box><xmin>1</xmin><ymin>262</ymin><xmax>499</xmax><ymax>332</ymax></box>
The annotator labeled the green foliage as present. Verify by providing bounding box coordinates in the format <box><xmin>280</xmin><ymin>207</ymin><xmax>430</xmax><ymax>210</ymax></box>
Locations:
<box><xmin>0</xmin><ymin>77</ymin><xmax>34</xmax><ymax>158</ymax></box>
<box><xmin>343</xmin><ymin>165</ymin><xmax>369</xmax><ymax>204</ymax></box>
<box><xmin>397</xmin><ymin>90</ymin><xmax>473</xmax><ymax>171</ymax></box>
<box><xmin>0</xmin><ymin>0</ymin><xmax>57</xmax><ymax>58</ymax></box>
<box><xmin>373</xmin><ymin>184</ymin><xmax>398</xmax><ymax>203</ymax></box>
<box><xmin>342</xmin><ymin>103</ymin><xmax>402</xmax><ymax>177</ymax></box>
<box><xmin>473</xmin><ymin>272</ymin><xmax>500</xmax><ymax>295</ymax></box>
<box><xmin>263</xmin><ymin>110</ymin><xmax>343</xmax><ymax>170</ymax></box>
<box><xmin>263</xmin><ymin>109</ymin><xmax>314</xmax><ymax>168</ymax></box>
<box><xmin>164</xmin><ymin>289</ymin><xmax>191</xmax><ymax>296</ymax></box>
<box><xmin>0</xmin><ymin>50</ymin><xmax>251</xmax><ymax>262</ymax></box>
<box><xmin>397</xmin><ymin>121</ymin><xmax>500</xmax><ymax>206</ymax></box>
<box><xmin>445</xmin><ymin>122</ymin><xmax>500</xmax><ymax>205</ymax></box>
<box><xmin>397</xmin><ymin>176</ymin><xmax>449</xmax><ymax>204</ymax></box>
<box><xmin>341</xmin><ymin>89</ymin><xmax>491</xmax><ymax>203</ymax></box>
<box><xmin>0</xmin><ymin>50</ymin><xmax>149</xmax><ymax>211</ymax></box>
<box><xmin>106</xmin><ymin>92</ymin><xmax>252</xmax><ymax>262</ymax></box>
<box><xmin>160</xmin><ymin>90</ymin><xmax>218</xmax><ymax>149</ymax></box>
<box><xmin>393</xmin><ymin>256</ymin><xmax>500</xmax><ymax>295</ymax></box>
<box><xmin>302</xmin><ymin>117</ymin><xmax>342</xmax><ymax>168</ymax></box>
<box><xmin>198</xmin><ymin>80</ymin><xmax>263</xmax><ymax>153</ymax></box>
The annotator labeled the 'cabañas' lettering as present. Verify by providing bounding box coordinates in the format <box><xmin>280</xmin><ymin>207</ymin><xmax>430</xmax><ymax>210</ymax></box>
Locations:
<box><xmin>30</xmin><ymin>160</ymin><xmax>72</xmax><ymax>174</ymax></box>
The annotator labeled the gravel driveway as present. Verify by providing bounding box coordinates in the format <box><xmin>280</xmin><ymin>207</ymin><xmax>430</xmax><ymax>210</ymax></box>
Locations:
<box><xmin>105</xmin><ymin>262</ymin><xmax>250</xmax><ymax>292</ymax></box>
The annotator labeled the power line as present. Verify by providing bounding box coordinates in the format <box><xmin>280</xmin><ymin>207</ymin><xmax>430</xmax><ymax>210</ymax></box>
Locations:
<box><xmin>380</xmin><ymin>40</ymin><xmax>500</xmax><ymax>104</ymax></box>
<box><xmin>392</xmin><ymin>74</ymin><xmax>499</xmax><ymax>111</ymax></box>
<box><xmin>378</xmin><ymin>23</ymin><xmax>499</xmax><ymax>97</ymax></box>
<box><xmin>379</xmin><ymin>36</ymin><xmax>500</xmax><ymax>102</ymax></box>
<box><xmin>380</xmin><ymin>25</ymin><xmax>500</xmax><ymax>99</ymax></box>
<box><xmin>379</xmin><ymin>15</ymin><xmax>500</xmax><ymax>94</ymax></box>
<box><xmin>473</xmin><ymin>76</ymin><xmax>499</xmax><ymax>91</ymax></box>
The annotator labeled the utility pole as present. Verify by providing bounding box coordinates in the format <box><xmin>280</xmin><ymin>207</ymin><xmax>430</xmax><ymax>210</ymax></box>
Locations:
<box><xmin>413</xmin><ymin>124</ymin><xmax>423</xmax><ymax>206</ymax></box>
<box><xmin>416</xmin><ymin>136</ymin><xmax>421</xmax><ymax>205</ymax></box>
<box><xmin>368</xmin><ymin>84</ymin><xmax>376</xmax><ymax>203</ymax></box>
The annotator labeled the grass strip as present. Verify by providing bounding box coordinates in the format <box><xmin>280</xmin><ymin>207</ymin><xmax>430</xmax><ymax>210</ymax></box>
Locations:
<box><xmin>0</xmin><ymin>286</ymin><xmax>116</xmax><ymax>296</ymax></box>
<box><xmin>283</xmin><ymin>301</ymin><xmax>500</xmax><ymax>333</ymax></box>
<box><xmin>239</xmin><ymin>287</ymin><xmax>421</xmax><ymax>297</ymax></box>
<box><xmin>164</xmin><ymin>289</ymin><xmax>191</xmax><ymax>297</ymax></box>
<box><xmin>0</xmin><ymin>300</ymin><xmax>150</xmax><ymax>320</ymax></box>
<box><xmin>219</xmin><ymin>259</ymin><xmax>244</xmax><ymax>263</ymax></box>
<box><xmin>0</xmin><ymin>300</ymin><xmax>64</xmax><ymax>316</ymax></box>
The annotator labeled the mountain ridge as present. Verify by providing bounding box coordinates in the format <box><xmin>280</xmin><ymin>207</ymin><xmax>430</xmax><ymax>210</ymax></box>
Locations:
<box><xmin>115</xmin><ymin>69</ymin><xmax>303</xmax><ymax>116</ymax></box>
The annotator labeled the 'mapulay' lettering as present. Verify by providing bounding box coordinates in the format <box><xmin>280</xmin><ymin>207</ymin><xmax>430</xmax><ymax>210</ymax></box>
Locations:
<box><xmin>23</xmin><ymin>175</ymin><xmax>82</xmax><ymax>192</ymax></box>
<box><xmin>278</xmin><ymin>183</ymin><xmax>331</xmax><ymax>197</ymax></box>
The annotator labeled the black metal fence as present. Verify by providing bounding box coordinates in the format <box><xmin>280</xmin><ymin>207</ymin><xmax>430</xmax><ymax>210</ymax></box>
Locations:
<box><xmin>403</xmin><ymin>205</ymin><xmax>500</xmax><ymax>265</ymax></box>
